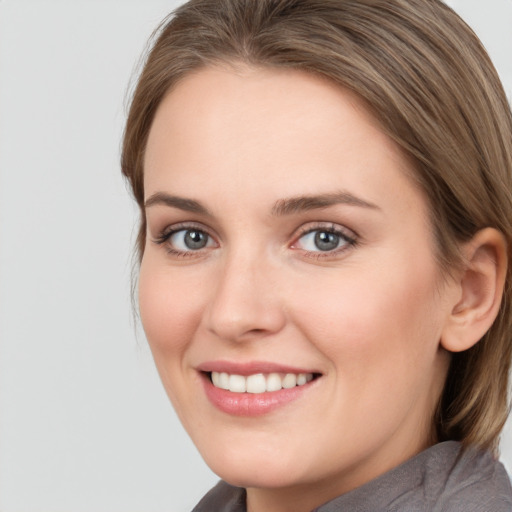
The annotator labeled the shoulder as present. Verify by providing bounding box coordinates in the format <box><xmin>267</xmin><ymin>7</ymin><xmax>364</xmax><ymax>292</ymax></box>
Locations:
<box><xmin>191</xmin><ymin>481</ymin><xmax>245</xmax><ymax>512</ymax></box>
<box><xmin>427</xmin><ymin>442</ymin><xmax>512</xmax><ymax>512</ymax></box>
<box><xmin>315</xmin><ymin>442</ymin><xmax>512</xmax><ymax>512</ymax></box>
<box><xmin>387</xmin><ymin>441</ymin><xmax>512</xmax><ymax>512</ymax></box>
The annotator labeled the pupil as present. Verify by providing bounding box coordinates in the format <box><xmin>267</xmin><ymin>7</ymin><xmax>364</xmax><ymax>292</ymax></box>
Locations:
<box><xmin>185</xmin><ymin>230</ymin><xmax>207</xmax><ymax>249</ymax></box>
<box><xmin>314</xmin><ymin>231</ymin><xmax>339</xmax><ymax>251</ymax></box>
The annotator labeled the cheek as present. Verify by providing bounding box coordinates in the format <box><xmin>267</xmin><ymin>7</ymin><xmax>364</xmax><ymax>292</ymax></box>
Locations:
<box><xmin>138</xmin><ymin>258</ymin><xmax>204</xmax><ymax>359</ymax></box>
<box><xmin>289</xmin><ymin>259</ymin><xmax>447</xmax><ymax>446</ymax></box>
<box><xmin>290</xmin><ymin>257</ymin><xmax>444</xmax><ymax>373</ymax></box>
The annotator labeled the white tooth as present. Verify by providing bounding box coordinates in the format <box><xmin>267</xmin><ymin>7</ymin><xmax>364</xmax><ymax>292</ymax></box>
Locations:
<box><xmin>266</xmin><ymin>373</ymin><xmax>283</xmax><ymax>392</ymax></box>
<box><xmin>297</xmin><ymin>373</ymin><xmax>307</xmax><ymax>386</ymax></box>
<box><xmin>229</xmin><ymin>374</ymin><xmax>246</xmax><ymax>393</ymax></box>
<box><xmin>246</xmin><ymin>374</ymin><xmax>266</xmax><ymax>394</ymax></box>
<box><xmin>282</xmin><ymin>373</ymin><xmax>297</xmax><ymax>389</ymax></box>
<box><xmin>219</xmin><ymin>372</ymin><xmax>230</xmax><ymax>390</ymax></box>
<box><xmin>214</xmin><ymin>371</ymin><xmax>314</xmax><ymax>392</ymax></box>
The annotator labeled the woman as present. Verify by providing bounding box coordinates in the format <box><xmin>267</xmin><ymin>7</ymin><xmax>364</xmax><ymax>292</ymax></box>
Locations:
<box><xmin>122</xmin><ymin>0</ymin><xmax>512</xmax><ymax>510</ymax></box>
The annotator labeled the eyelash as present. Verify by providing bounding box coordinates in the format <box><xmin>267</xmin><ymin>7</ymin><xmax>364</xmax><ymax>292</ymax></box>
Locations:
<box><xmin>152</xmin><ymin>222</ymin><xmax>216</xmax><ymax>258</ymax></box>
<box><xmin>291</xmin><ymin>223</ymin><xmax>358</xmax><ymax>259</ymax></box>
<box><xmin>151</xmin><ymin>222</ymin><xmax>358</xmax><ymax>259</ymax></box>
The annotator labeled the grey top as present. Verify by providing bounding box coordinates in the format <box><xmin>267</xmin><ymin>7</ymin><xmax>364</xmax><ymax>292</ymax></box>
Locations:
<box><xmin>192</xmin><ymin>441</ymin><xmax>512</xmax><ymax>511</ymax></box>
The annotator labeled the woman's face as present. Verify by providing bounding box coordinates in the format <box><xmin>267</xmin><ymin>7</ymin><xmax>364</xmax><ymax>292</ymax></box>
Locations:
<box><xmin>140</xmin><ymin>66</ymin><xmax>455</xmax><ymax>503</ymax></box>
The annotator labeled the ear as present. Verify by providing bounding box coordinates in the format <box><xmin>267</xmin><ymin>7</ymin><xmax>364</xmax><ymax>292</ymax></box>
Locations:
<box><xmin>441</xmin><ymin>228</ymin><xmax>508</xmax><ymax>353</ymax></box>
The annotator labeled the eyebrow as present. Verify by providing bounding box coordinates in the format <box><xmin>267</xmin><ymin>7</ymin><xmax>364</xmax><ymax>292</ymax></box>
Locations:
<box><xmin>144</xmin><ymin>192</ymin><xmax>212</xmax><ymax>216</ymax></box>
<box><xmin>271</xmin><ymin>191</ymin><xmax>379</xmax><ymax>216</ymax></box>
<box><xmin>144</xmin><ymin>190</ymin><xmax>379</xmax><ymax>216</ymax></box>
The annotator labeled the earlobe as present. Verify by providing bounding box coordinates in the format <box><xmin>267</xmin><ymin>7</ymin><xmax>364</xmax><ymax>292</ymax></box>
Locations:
<box><xmin>441</xmin><ymin>228</ymin><xmax>508</xmax><ymax>353</ymax></box>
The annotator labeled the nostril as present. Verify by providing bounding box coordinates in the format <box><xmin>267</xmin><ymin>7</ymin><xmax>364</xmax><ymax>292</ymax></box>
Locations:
<box><xmin>202</xmin><ymin>274</ymin><xmax>287</xmax><ymax>342</ymax></box>
<box><xmin>247</xmin><ymin>328</ymin><xmax>266</xmax><ymax>335</ymax></box>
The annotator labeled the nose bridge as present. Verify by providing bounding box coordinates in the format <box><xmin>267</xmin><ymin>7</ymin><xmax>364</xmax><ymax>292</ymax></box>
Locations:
<box><xmin>204</xmin><ymin>243</ymin><xmax>285</xmax><ymax>342</ymax></box>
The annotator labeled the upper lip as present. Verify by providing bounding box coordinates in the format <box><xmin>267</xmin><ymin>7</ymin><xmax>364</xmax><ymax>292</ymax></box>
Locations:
<box><xmin>197</xmin><ymin>360</ymin><xmax>321</xmax><ymax>376</ymax></box>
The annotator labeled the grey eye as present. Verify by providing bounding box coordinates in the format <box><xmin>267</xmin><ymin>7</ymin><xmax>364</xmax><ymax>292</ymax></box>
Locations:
<box><xmin>296</xmin><ymin>230</ymin><xmax>347</xmax><ymax>252</ymax></box>
<box><xmin>185</xmin><ymin>230</ymin><xmax>209</xmax><ymax>249</ymax></box>
<box><xmin>314</xmin><ymin>231</ymin><xmax>340</xmax><ymax>251</ymax></box>
<box><xmin>170</xmin><ymin>229</ymin><xmax>212</xmax><ymax>251</ymax></box>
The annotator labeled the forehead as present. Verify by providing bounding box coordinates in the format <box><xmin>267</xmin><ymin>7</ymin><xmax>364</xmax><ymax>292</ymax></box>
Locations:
<box><xmin>143</xmin><ymin>65</ymin><xmax>422</xmax><ymax>217</ymax></box>
<box><xmin>145</xmin><ymin>65</ymin><xmax>386</xmax><ymax>156</ymax></box>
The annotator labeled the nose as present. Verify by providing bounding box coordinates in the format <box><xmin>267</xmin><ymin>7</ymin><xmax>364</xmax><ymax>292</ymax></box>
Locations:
<box><xmin>202</xmin><ymin>251</ymin><xmax>286</xmax><ymax>343</ymax></box>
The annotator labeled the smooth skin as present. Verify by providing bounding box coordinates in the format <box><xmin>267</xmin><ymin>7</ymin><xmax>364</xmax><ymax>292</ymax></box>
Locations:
<box><xmin>139</xmin><ymin>65</ymin><xmax>506</xmax><ymax>512</ymax></box>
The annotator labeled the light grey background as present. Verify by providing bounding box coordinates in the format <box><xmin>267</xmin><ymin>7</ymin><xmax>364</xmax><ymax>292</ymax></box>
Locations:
<box><xmin>0</xmin><ymin>1</ymin><xmax>510</xmax><ymax>511</ymax></box>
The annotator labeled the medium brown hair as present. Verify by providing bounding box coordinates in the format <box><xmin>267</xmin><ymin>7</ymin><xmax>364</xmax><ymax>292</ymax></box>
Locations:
<box><xmin>121</xmin><ymin>0</ymin><xmax>512</xmax><ymax>453</ymax></box>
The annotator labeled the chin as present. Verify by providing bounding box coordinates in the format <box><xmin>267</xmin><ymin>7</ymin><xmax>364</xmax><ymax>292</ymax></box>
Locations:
<box><xmin>217</xmin><ymin>465</ymin><xmax>308</xmax><ymax>490</ymax></box>
<box><xmin>201</xmin><ymin>445</ymin><xmax>313</xmax><ymax>489</ymax></box>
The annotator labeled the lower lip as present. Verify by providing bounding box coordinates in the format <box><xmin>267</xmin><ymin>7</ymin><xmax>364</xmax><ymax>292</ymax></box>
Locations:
<box><xmin>202</xmin><ymin>374</ymin><xmax>316</xmax><ymax>417</ymax></box>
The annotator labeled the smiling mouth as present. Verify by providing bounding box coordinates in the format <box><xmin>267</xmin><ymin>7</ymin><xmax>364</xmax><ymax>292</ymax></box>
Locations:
<box><xmin>208</xmin><ymin>371</ymin><xmax>319</xmax><ymax>394</ymax></box>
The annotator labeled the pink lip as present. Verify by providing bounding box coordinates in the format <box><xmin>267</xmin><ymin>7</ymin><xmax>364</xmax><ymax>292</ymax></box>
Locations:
<box><xmin>197</xmin><ymin>360</ymin><xmax>318</xmax><ymax>376</ymax></box>
<box><xmin>197</xmin><ymin>361</ymin><xmax>320</xmax><ymax>417</ymax></box>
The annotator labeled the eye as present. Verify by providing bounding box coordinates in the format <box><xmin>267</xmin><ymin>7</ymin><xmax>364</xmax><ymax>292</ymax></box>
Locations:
<box><xmin>152</xmin><ymin>224</ymin><xmax>217</xmax><ymax>256</ymax></box>
<box><xmin>168</xmin><ymin>228</ymin><xmax>214</xmax><ymax>252</ymax></box>
<box><xmin>292</xmin><ymin>226</ymin><xmax>356</xmax><ymax>254</ymax></box>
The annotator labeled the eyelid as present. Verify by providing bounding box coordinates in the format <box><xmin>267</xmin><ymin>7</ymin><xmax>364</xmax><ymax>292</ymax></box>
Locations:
<box><xmin>152</xmin><ymin>221</ymin><xmax>212</xmax><ymax>241</ymax></box>
<box><xmin>290</xmin><ymin>222</ymin><xmax>358</xmax><ymax>256</ymax></box>
<box><xmin>291</xmin><ymin>222</ymin><xmax>357</xmax><ymax>242</ymax></box>
<box><xmin>151</xmin><ymin>221</ymin><xmax>219</xmax><ymax>256</ymax></box>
